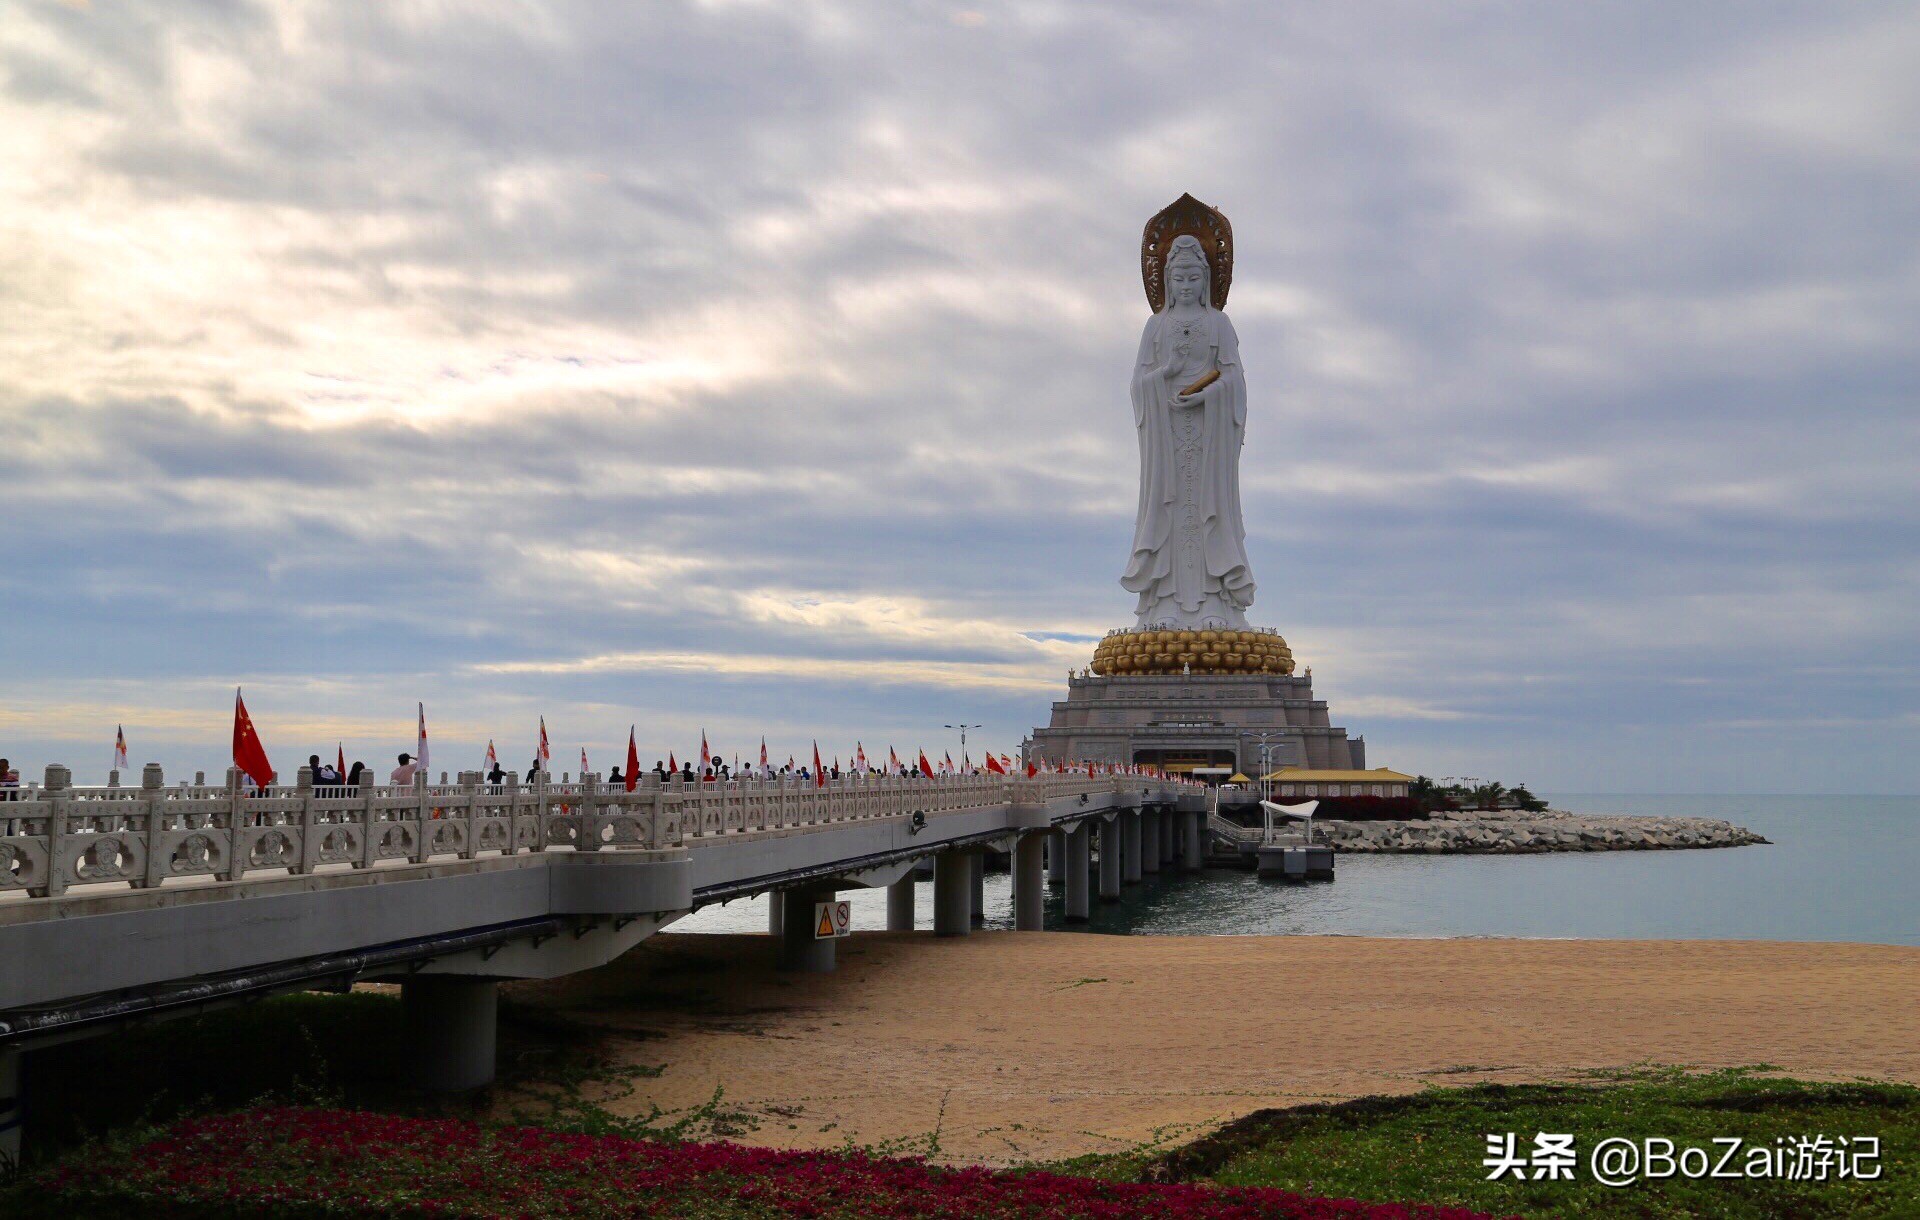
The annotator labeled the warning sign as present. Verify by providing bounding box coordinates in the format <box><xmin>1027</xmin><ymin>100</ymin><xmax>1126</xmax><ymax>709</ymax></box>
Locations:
<box><xmin>814</xmin><ymin>900</ymin><xmax>852</xmax><ymax>939</ymax></box>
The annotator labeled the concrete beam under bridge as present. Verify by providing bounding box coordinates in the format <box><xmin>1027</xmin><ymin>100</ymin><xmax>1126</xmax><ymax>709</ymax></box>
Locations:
<box><xmin>1063</xmin><ymin>823</ymin><xmax>1091</xmax><ymax>922</ymax></box>
<box><xmin>1098</xmin><ymin>816</ymin><xmax>1122</xmax><ymax>901</ymax></box>
<box><xmin>969</xmin><ymin>852</ymin><xmax>986</xmax><ymax>927</ymax></box>
<box><xmin>933</xmin><ymin>851</ymin><xmax>972</xmax><ymax>937</ymax></box>
<box><xmin>402</xmin><ymin>976</ymin><xmax>498</xmax><ymax>1092</ymax></box>
<box><xmin>1013</xmin><ymin>833</ymin><xmax>1045</xmax><ymax>931</ymax></box>
<box><xmin>886</xmin><ymin>875</ymin><xmax>915</xmax><ymax>931</ymax></box>
<box><xmin>1141</xmin><ymin>810</ymin><xmax>1161</xmax><ymax>874</ymax></box>
<box><xmin>778</xmin><ymin>886</ymin><xmax>838</xmax><ymax>972</ymax></box>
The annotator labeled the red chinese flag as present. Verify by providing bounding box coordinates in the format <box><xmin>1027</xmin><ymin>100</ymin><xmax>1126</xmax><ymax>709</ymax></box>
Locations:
<box><xmin>1026</xmin><ymin>761</ymin><xmax>1038</xmax><ymax>778</ymax></box>
<box><xmin>336</xmin><ymin>742</ymin><xmax>346</xmax><ymax>777</ymax></box>
<box><xmin>625</xmin><ymin>726</ymin><xmax>640</xmax><ymax>792</ymax></box>
<box><xmin>918</xmin><ymin>750</ymin><xmax>934</xmax><ymax>778</ymax></box>
<box><xmin>812</xmin><ymin>740</ymin><xmax>825</xmax><ymax>788</ymax></box>
<box><xmin>669</xmin><ymin>750</ymin><xmax>678</xmax><ymax>772</ymax></box>
<box><xmin>986</xmin><ymin>753</ymin><xmax>1006</xmax><ymax>775</ymax></box>
<box><xmin>231</xmin><ymin>688</ymin><xmax>274</xmax><ymax>788</ymax></box>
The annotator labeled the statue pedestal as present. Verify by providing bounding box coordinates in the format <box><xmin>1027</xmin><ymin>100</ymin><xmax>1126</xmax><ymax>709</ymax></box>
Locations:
<box><xmin>1029</xmin><ymin>670</ymin><xmax>1364</xmax><ymax>778</ymax></box>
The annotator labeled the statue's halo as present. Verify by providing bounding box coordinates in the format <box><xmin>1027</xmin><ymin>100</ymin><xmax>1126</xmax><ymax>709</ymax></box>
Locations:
<box><xmin>1141</xmin><ymin>192</ymin><xmax>1233</xmax><ymax>313</ymax></box>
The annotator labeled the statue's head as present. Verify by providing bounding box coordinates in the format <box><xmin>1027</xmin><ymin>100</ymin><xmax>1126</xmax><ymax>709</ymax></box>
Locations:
<box><xmin>1164</xmin><ymin>235</ymin><xmax>1210</xmax><ymax>310</ymax></box>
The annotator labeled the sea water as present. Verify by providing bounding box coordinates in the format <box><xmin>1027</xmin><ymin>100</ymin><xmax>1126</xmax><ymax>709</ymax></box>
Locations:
<box><xmin>672</xmin><ymin>795</ymin><xmax>1919</xmax><ymax>946</ymax></box>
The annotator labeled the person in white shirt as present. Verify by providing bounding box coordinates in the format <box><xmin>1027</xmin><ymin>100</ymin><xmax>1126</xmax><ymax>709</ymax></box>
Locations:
<box><xmin>390</xmin><ymin>752</ymin><xmax>420</xmax><ymax>785</ymax></box>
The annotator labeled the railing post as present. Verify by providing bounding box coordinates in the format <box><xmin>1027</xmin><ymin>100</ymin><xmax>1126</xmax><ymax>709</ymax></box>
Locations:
<box><xmin>359</xmin><ymin>772</ymin><xmax>381</xmax><ymax>870</ymax></box>
<box><xmin>647</xmin><ymin>779</ymin><xmax>671</xmax><ymax>849</ymax></box>
<box><xmin>505</xmin><ymin>771</ymin><xmax>526</xmax><ymax>854</ymax></box>
<box><xmin>140</xmin><ymin>763</ymin><xmax>168</xmax><ymax>890</ymax></box>
<box><xmin>39</xmin><ymin>765</ymin><xmax>71</xmax><ymax>898</ymax></box>
<box><xmin>293</xmin><ymin>765</ymin><xmax>317</xmax><ymax>875</ymax></box>
<box><xmin>411</xmin><ymin>771</ymin><xmax>431</xmax><ymax>863</ymax></box>
<box><xmin>458</xmin><ymin>771</ymin><xmax>481</xmax><ymax>859</ymax></box>
<box><xmin>222</xmin><ymin>766</ymin><xmax>249</xmax><ymax>882</ymax></box>
<box><xmin>579</xmin><ymin>773</ymin><xmax>601</xmax><ymax>852</ymax></box>
<box><xmin>534</xmin><ymin>770</ymin><xmax>552</xmax><ymax>850</ymax></box>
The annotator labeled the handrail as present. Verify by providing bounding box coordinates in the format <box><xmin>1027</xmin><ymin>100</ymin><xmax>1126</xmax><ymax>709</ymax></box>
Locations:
<box><xmin>0</xmin><ymin>763</ymin><xmax>1201</xmax><ymax>901</ymax></box>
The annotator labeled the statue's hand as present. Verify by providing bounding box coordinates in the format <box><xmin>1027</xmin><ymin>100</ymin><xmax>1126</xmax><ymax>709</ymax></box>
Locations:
<box><xmin>1170</xmin><ymin>393</ymin><xmax>1199</xmax><ymax>411</ymax></box>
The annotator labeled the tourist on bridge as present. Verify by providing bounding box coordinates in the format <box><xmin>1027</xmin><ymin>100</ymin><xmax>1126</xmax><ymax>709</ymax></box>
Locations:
<box><xmin>391</xmin><ymin>753</ymin><xmax>420</xmax><ymax>785</ymax></box>
<box><xmin>679</xmin><ymin>761</ymin><xmax>696</xmax><ymax>783</ymax></box>
<box><xmin>345</xmin><ymin>761</ymin><xmax>367</xmax><ymax>789</ymax></box>
<box><xmin>486</xmin><ymin>760</ymin><xmax>505</xmax><ymax>786</ymax></box>
<box><xmin>309</xmin><ymin>754</ymin><xmax>342</xmax><ymax>786</ymax></box>
<box><xmin>607</xmin><ymin>766</ymin><xmax>625</xmax><ymax>788</ymax></box>
<box><xmin>651</xmin><ymin>759</ymin><xmax>668</xmax><ymax>781</ymax></box>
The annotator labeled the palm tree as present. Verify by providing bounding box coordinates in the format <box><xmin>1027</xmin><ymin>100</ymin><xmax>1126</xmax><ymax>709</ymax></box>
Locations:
<box><xmin>1470</xmin><ymin>781</ymin><xmax>1508</xmax><ymax>811</ymax></box>
<box><xmin>1509</xmin><ymin>785</ymin><xmax>1548</xmax><ymax>813</ymax></box>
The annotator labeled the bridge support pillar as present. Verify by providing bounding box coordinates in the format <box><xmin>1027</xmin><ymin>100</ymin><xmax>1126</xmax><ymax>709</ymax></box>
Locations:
<box><xmin>933</xmin><ymin>853</ymin><xmax>975</xmax><ymax>941</ymax></box>
<box><xmin>1162</xmin><ymin>811</ymin><xmax>1178</xmax><ymax>867</ymax></box>
<box><xmin>1182</xmin><ymin>811</ymin><xmax>1204</xmax><ymax>874</ymax></box>
<box><xmin>886</xmin><ymin>874</ymin><xmax>916</xmax><ymax>931</ymax></box>
<box><xmin>768</xmin><ymin>893</ymin><xmax>784</xmax><ymax>937</ymax></box>
<box><xmin>1098</xmin><ymin>817</ymin><xmax>1122</xmax><ymax>902</ymax></box>
<box><xmin>1141</xmin><ymin>809</ymin><xmax>1162</xmax><ymax>875</ymax></box>
<box><xmin>1064</xmin><ymin>823</ymin><xmax>1091</xmax><ymax>922</ymax></box>
<box><xmin>969</xmin><ymin>851</ymin><xmax>986</xmax><ymax>927</ymax></box>
<box><xmin>1122</xmin><ymin>811</ymin><xmax>1143</xmax><ymax>884</ymax></box>
<box><xmin>404</xmin><ymin>977</ymin><xmax>498</xmax><ymax>1092</ymax></box>
<box><xmin>778</xmin><ymin>887</ymin><xmax>837</xmax><ymax>972</ymax></box>
<box><xmin>1013</xmin><ymin>833</ymin><xmax>1046</xmax><ymax>931</ymax></box>
<box><xmin>0</xmin><ymin>1045</ymin><xmax>19</xmax><ymax>1167</ymax></box>
<box><xmin>933</xmin><ymin>850</ymin><xmax>972</xmax><ymax>936</ymax></box>
<box><xmin>1047</xmin><ymin>829</ymin><xmax>1067</xmax><ymax>884</ymax></box>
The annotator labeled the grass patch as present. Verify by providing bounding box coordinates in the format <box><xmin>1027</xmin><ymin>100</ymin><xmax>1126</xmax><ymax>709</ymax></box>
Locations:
<box><xmin>1065</xmin><ymin>1068</ymin><xmax>1918</xmax><ymax>1218</ymax></box>
<box><xmin>8</xmin><ymin>985</ymin><xmax>729</xmax><ymax>1169</ymax></box>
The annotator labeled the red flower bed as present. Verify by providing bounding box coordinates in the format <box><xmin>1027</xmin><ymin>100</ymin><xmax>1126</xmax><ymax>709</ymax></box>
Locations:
<box><xmin>32</xmin><ymin>1107</ymin><xmax>1502</xmax><ymax>1219</ymax></box>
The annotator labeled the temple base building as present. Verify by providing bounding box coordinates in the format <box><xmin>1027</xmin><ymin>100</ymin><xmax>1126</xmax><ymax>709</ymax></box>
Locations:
<box><xmin>1028</xmin><ymin>664</ymin><xmax>1367</xmax><ymax>778</ymax></box>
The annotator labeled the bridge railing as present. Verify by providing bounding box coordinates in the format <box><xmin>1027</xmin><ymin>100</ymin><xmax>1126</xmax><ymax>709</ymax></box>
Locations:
<box><xmin>0</xmin><ymin>764</ymin><xmax>1199</xmax><ymax>900</ymax></box>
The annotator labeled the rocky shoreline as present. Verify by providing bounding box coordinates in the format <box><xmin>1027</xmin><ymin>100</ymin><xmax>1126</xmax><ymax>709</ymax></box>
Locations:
<box><xmin>1315</xmin><ymin>808</ymin><xmax>1769</xmax><ymax>854</ymax></box>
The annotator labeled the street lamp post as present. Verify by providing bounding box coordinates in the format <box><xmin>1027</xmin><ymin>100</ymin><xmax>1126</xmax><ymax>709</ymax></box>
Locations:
<box><xmin>1247</xmin><ymin>731</ymin><xmax>1284</xmax><ymax>804</ymax></box>
<box><xmin>944</xmin><ymin>724</ymin><xmax>982</xmax><ymax>770</ymax></box>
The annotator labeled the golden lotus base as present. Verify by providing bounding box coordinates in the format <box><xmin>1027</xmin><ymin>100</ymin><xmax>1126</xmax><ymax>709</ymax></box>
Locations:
<box><xmin>1090</xmin><ymin>627</ymin><xmax>1295</xmax><ymax>676</ymax></box>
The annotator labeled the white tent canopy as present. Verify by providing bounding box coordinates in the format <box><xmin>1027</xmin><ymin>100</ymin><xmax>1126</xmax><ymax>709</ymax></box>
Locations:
<box><xmin>1259</xmin><ymin>798</ymin><xmax>1320</xmax><ymax>844</ymax></box>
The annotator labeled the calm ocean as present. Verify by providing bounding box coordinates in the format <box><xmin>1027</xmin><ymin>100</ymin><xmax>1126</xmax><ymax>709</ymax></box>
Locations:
<box><xmin>674</xmin><ymin>795</ymin><xmax>1919</xmax><ymax>946</ymax></box>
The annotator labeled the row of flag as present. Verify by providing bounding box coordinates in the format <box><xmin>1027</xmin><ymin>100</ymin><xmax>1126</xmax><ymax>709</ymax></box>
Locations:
<box><xmin>147</xmin><ymin>691</ymin><xmax>1175</xmax><ymax>792</ymax></box>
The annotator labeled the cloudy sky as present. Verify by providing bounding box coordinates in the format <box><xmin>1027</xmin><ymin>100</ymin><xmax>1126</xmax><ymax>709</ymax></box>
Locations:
<box><xmin>2</xmin><ymin>1</ymin><xmax>1915</xmax><ymax>792</ymax></box>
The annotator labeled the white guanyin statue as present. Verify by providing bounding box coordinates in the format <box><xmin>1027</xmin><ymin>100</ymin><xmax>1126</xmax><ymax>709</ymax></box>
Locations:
<box><xmin>1121</xmin><ymin>196</ymin><xmax>1256</xmax><ymax>631</ymax></box>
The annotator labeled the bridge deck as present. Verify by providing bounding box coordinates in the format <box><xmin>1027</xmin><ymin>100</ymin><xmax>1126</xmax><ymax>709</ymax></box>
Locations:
<box><xmin>0</xmin><ymin>769</ymin><xmax>1204</xmax><ymax>1032</ymax></box>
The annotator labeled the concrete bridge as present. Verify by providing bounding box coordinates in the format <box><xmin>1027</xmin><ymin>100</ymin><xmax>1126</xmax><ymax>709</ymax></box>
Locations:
<box><xmin>0</xmin><ymin>762</ymin><xmax>1207</xmax><ymax>1157</ymax></box>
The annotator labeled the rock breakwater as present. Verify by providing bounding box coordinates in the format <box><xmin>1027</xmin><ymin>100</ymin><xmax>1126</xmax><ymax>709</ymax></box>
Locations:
<box><xmin>1316</xmin><ymin>809</ymin><xmax>1768</xmax><ymax>854</ymax></box>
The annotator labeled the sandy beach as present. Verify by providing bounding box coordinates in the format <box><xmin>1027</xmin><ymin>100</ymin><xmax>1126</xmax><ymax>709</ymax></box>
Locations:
<box><xmin>503</xmin><ymin>932</ymin><xmax>1920</xmax><ymax>1164</ymax></box>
